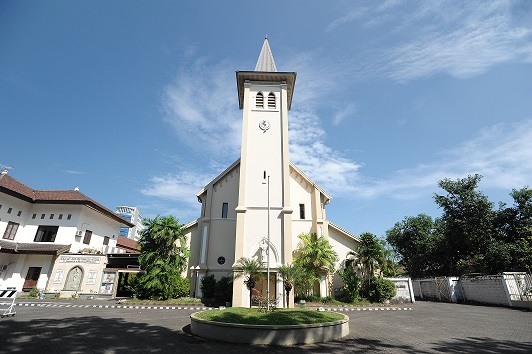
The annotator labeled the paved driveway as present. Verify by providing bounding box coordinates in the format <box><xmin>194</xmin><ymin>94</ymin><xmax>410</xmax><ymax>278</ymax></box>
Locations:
<box><xmin>0</xmin><ymin>300</ymin><xmax>530</xmax><ymax>353</ymax></box>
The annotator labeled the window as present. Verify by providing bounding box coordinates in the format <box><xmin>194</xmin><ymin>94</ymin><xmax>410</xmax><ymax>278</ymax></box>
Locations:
<box><xmin>83</xmin><ymin>230</ymin><xmax>92</xmax><ymax>245</ymax></box>
<box><xmin>58</xmin><ymin>214</ymin><xmax>63</xmax><ymax>220</ymax></box>
<box><xmin>256</xmin><ymin>92</ymin><xmax>264</xmax><ymax>108</ymax></box>
<box><xmin>41</xmin><ymin>214</ymin><xmax>45</xmax><ymax>219</ymax></box>
<box><xmin>222</xmin><ymin>203</ymin><xmax>228</xmax><ymax>219</ymax></box>
<box><xmin>299</xmin><ymin>204</ymin><xmax>305</xmax><ymax>219</ymax></box>
<box><xmin>53</xmin><ymin>270</ymin><xmax>64</xmax><ymax>284</ymax></box>
<box><xmin>67</xmin><ymin>214</ymin><xmax>72</xmax><ymax>220</ymax></box>
<box><xmin>86</xmin><ymin>271</ymin><xmax>98</xmax><ymax>285</ymax></box>
<box><xmin>50</xmin><ymin>214</ymin><xmax>54</xmax><ymax>219</ymax></box>
<box><xmin>268</xmin><ymin>92</ymin><xmax>276</xmax><ymax>109</ymax></box>
<box><xmin>103</xmin><ymin>236</ymin><xmax>110</xmax><ymax>246</ymax></box>
<box><xmin>3</xmin><ymin>221</ymin><xmax>19</xmax><ymax>240</ymax></box>
<box><xmin>34</xmin><ymin>225</ymin><xmax>59</xmax><ymax>242</ymax></box>
<box><xmin>32</xmin><ymin>214</ymin><xmax>37</xmax><ymax>219</ymax></box>
<box><xmin>7</xmin><ymin>207</ymin><xmax>12</xmax><ymax>214</ymax></box>
<box><xmin>17</xmin><ymin>210</ymin><xmax>22</xmax><ymax>217</ymax></box>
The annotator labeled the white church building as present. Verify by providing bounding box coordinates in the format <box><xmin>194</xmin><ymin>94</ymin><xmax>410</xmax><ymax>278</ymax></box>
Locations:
<box><xmin>184</xmin><ymin>39</ymin><xmax>359</xmax><ymax>308</ymax></box>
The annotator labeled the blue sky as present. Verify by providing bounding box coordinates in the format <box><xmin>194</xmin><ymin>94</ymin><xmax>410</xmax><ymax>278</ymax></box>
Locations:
<box><xmin>2</xmin><ymin>0</ymin><xmax>531</xmax><ymax>238</ymax></box>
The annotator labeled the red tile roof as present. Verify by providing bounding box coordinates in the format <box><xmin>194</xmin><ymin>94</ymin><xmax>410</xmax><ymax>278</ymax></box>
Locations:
<box><xmin>116</xmin><ymin>235</ymin><xmax>140</xmax><ymax>253</ymax></box>
<box><xmin>0</xmin><ymin>173</ymin><xmax>134</xmax><ymax>227</ymax></box>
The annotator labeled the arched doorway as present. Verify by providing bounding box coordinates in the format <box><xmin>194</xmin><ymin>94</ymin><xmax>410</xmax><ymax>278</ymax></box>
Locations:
<box><xmin>64</xmin><ymin>266</ymin><xmax>83</xmax><ymax>291</ymax></box>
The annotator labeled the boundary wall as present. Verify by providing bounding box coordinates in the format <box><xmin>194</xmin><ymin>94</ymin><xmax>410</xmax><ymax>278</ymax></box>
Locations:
<box><xmin>412</xmin><ymin>272</ymin><xmax>531</xmax><ymax>309</ymax></box>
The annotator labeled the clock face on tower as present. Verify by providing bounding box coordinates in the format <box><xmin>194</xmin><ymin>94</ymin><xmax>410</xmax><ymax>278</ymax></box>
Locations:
<box><xmin>259</xmin><ymin>120</ymin><xmax>271</xmax><ymax>131</ymax></box>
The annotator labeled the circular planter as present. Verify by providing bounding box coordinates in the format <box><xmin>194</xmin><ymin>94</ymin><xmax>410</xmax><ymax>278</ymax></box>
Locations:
<box><xmin>190</xmin><ymin>311</ymin><xmax>349</xmax><ymax>345</ymax></box>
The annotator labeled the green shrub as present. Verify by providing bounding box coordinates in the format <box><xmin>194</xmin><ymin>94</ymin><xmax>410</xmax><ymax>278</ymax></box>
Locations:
<box><xmin>214</xmin><ymin>276</ymin><xmax>233</xmax><ymax>304</ymax></box>
<box><xmin>337</xmin><ymin>265</ymin><xmax>360</xmax><ymax>303</ymax></box>
<box><xmin>173</xmin><ymin>276</ymin><xmax>190</xmax><ymax>298</ymax></box>
<box><xmin>368</xmin><ymin>277</ymin><xmax>396</xmax><ymax>302</ymax></box>
<box><xmin>200</xmin><ymin>274</ymin><xmax>216</xmax><ymax>299</ymax></box>
<box><xmin>29</xmin><ymin>286</ymin><xmax>40</xmax><ymax>298</ymax></box>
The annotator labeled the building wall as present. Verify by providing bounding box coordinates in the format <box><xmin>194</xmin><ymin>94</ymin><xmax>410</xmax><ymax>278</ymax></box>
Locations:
<box><xmin>1</xmin><ymin>199</ymin><xmax>119</xmax><ymax>253</ymax></box>
<box><xmin>1</xmin><ymin>191</ymin><xmax>125</xmax><ymax>292</ymax></box>
<box><xmin>0</xmin><ymin>253</ymin><xmax>55</xmax><ymax>291</ymax></box>
<box><xmin>46</xmin><ymin>254</ymin><xmax>108</xmax><ymax>296</ymax></box>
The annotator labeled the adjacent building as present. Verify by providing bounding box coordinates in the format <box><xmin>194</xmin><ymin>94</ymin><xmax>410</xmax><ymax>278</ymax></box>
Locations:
<box><xmin>116</xmin><ymin>206</ymin><xmax>144</xmax><ymax>241</ymax></box>
<box><xmin>184</xmin><ymin>39</ymin><xmax>360</xmax><ymax>307</ymax></box>
<box><xmin>0</xmin><ymin>169</ymin><xmax>135</xmax><ymax>296</ymax></box>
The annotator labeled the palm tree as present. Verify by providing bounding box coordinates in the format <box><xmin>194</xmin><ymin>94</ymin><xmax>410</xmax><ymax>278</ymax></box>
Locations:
<box><xmin>349</xmin><ymin>232</ymin><xmax>383</xmax><ymax>297</ymax></box>
<box><xmin>293</xmin><ymin>233</ymin><xmax>338</xmax><ymax>297</ymax></box>
<box><xmin>277</xmin><ymin>263</ymin><xmax>299</xmax><ymax>308</ymax></box>
<box><xmin>232</xmin><ymin>257</ymin><xmax>263</xmax><ymax>307</ymax></box>
<box><xmin>137</xmin><ymin>215</ymin><xmax>190</xmax><ymax>299</ymax></box>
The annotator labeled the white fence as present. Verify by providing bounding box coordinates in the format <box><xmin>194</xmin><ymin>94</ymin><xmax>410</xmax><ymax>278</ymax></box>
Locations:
<box><xmin>412</xmin><ymin>272</ymin><xmax>531</xmax><ymax>309</ymax></box>
<box><xmin>386</xmin><ymin>277</ymin><xmax>415</xmax><ymax>304</ymax></box>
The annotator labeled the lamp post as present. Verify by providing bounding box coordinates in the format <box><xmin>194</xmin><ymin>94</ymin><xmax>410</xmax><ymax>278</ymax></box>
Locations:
<box><xmin>267</xmin><ymin>174</ymin><xmax>271</xmax><ymax>311</ymax></box>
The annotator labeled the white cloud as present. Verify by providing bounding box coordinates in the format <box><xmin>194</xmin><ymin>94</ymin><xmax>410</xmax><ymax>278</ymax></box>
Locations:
<box><xmin>140</xmin><ymin>170</ymin><xmax>211</xmax><ymax>208</ymax></box>
<box><xmin>328</xmin><ymin>0</ymin><xmax>532</xmax><ymax>82</ymax></box>
<box><xmin>289</xmin><ymin>110</ymin><xmax>362</xmax><ymax>196</ymax></box>
<box><xmin>333</xmin><ymin>103</ymin><xmax>357</xmax><ymax>126</ymax></box>
<box><xmin>161</xmin><ymin>58</ymin><xmax>242</xmax><ymax>159</ymax></box>
<box><xmin>352</xmin><ymin>120</ymin><xmax>532</xmax><ymax>200</ymax></box>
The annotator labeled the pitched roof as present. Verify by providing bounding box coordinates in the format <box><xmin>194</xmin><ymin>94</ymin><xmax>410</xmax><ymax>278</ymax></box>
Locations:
<box><xmin>255</xmin><ymin>37</ymin><xmax>277</xmax><ymax>72</ymax></box>
<box><xmin>116</xmin><ymin>235</ymin><xmax>140</xmax><ymax>253</ymax></box>
<box><xmin>328</xmin><ymin>221</ymin><xmax>359</xmax><ymax>242</ymax></box>
<box><xmin>196</xmin><ymin>159</ymin><xmax>332</xmax><ymax>204</ymax></box>
<box><xmin>0</xmin><ymin>239</ymin><xmax>71</xmax><ymax>255</ymax></box>
<box><xmin>0</xmin><ymin>173</ymin><xmax>134</xmax><ymax>227</ymax></box>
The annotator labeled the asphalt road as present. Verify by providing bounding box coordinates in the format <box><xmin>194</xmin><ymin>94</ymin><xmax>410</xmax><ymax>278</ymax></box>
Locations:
<box><xmin>0</xmin><ymin>299</ymin><xmax>530</xmax><ymax>353</ymax></box>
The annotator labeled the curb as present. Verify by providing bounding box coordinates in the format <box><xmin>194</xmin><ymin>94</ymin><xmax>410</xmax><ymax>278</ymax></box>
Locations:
<box><xmin>11</xmin><ymin>302</ymin><xmax>412</xmax><ymax>312</ymax></box>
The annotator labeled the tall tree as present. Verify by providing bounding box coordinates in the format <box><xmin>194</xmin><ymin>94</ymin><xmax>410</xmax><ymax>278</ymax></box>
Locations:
<box><xmin>494</xmin><ymin>187</ymin><xmax>532</xmax><ymax>272</ymax></box>
<box><xmin>434</xmin><ymin>174</ymin><xmax>495</xmax><ymax>275</ymax></box>
<box><xmin>386</xmin><ymin>214</ymin><xmax>442</xmax><ymax>278</ymax></box>
<box><xmin>350</xmin><ymin>232</ymin><xmax>383</xmax><ymax>296</ymax></box>
<box><xmin>137</xmin><ymin>215</ymin><xmax>190</xmax><ymax>299</ymax></box>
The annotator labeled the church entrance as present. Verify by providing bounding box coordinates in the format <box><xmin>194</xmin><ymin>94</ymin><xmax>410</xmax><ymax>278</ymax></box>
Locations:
<box><xmin>254</xmin><ymin>272</ymin><xmax>277</xmax><ymax>302</ymax></box>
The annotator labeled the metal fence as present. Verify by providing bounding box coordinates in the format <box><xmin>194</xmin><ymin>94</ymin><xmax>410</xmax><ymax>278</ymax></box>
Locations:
<box><xmin>503</xmin><ymin>272</ymin><xmax>532</xmax><ymax>302</ymax></box>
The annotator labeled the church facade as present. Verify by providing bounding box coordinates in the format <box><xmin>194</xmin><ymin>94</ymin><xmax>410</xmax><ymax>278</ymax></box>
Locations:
<box><xmin>184</xmin><ymin>39</ymin><xmax>359</xmax><ymax>307</ymax></box>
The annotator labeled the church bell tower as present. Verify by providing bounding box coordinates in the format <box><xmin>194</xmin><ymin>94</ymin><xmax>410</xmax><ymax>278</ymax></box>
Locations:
<box><xmin>232</xmin><ymin>38</ymin><xmax>297</xmax><ymax>307</ymax></box>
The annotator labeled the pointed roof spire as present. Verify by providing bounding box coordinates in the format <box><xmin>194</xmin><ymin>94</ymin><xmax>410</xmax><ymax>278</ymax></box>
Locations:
<box><xmin>255</xmin><ymin>36</ymin><xmax>277</xmax><ymax>72</ymax></box>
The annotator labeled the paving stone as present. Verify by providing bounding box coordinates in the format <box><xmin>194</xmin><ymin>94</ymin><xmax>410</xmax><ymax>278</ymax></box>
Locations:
<box><xmin>0</xmin><ymin>300</ymin><xmax>530</xmax><ymax>353</ymax></box>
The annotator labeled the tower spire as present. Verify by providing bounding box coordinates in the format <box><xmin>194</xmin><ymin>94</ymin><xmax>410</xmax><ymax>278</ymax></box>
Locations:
<box><xmin>255</xmin><ymin>37</ymin><xmax>277</xmax><ymax>72</ymax></box>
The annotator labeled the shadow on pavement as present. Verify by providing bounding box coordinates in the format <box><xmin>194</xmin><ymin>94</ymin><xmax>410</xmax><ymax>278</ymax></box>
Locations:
<box><xmin>0</xmin><ymin>316</ymin><xmax>530</xmax><ymax>353</ymax></box>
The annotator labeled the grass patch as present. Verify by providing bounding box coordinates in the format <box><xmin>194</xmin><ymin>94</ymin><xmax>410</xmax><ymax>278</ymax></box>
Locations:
<box><xmin>194</xmin><ymin>308</ymin><xmax>344</xmax><ymax>325</ymax></box>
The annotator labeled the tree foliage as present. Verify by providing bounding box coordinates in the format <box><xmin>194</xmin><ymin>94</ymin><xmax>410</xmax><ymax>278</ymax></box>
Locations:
<box><xmin>293</xmin><ymin>233</ymin><xmax>339</xmax><ymax>278</ymax></box>
<box><xmin>292</xmin><ymin>233</ymin><xmax>338</xmax><ymax>298</ymax></box>
<box><xmin>137</xmin><ymin>215</ymin><xmax>190</xmax><ymax>299</ymax></box>
<box><xmin>232</xmin><ymin>257</ymin><xmax>264</xmax><ymax>307</ymax></box>
<box><xmin>387</xmin><ymin>175</ymin><xmax>532</xmax><ymax>276</ymax></box>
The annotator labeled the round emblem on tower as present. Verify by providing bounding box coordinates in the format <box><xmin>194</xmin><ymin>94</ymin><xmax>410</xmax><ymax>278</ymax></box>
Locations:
<box><xmin>259</xmin><ymin>120</ymin><xmax>271</xmax><ymax>131</ymax></box>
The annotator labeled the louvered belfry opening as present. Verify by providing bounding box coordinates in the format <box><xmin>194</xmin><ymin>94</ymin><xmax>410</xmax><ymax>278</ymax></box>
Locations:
<box><xmin>268</xmin><ymin>92</ymin><xmax>275</xmax><ymax>109</ymax></box>
<box><xmin>256</xmin><ymin>92</ymin><xmax>264</xmax><ymax>108</ymax></box>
